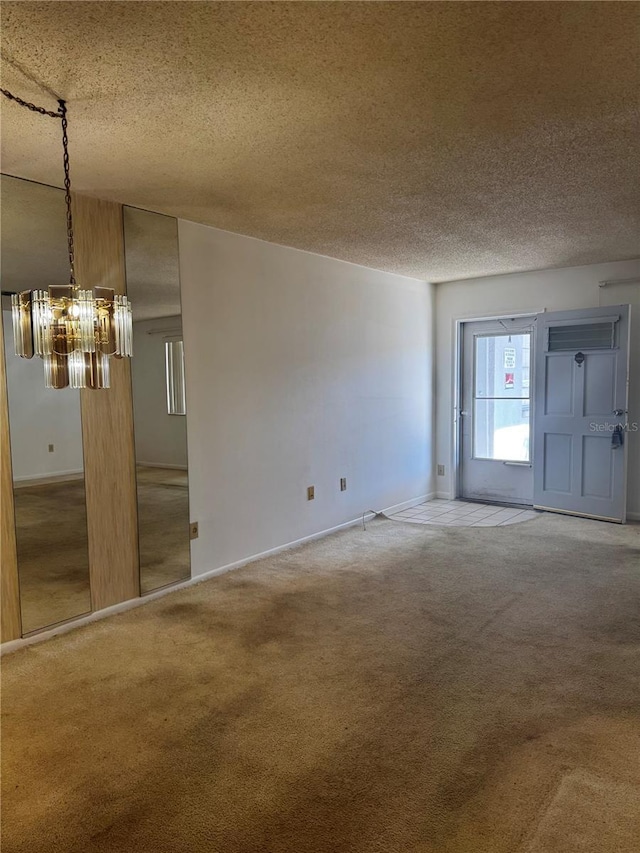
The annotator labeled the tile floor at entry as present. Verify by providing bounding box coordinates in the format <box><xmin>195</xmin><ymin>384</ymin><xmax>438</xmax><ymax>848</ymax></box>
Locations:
<box><xmin>390</xmin><ymin>499</ymin><xmax>540</xmax><ymax>527</ymax></box>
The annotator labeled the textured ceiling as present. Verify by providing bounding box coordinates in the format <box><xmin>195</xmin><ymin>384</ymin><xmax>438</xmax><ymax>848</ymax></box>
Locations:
<box><xmin>0</xmin><ymin>175</ymin><xmax>180</xmax><ymax>321</ymax></box>
<box><xmin>1</xmin><ymin>1</ymin><xmax>639</xmax><ymax>283</ymax></box>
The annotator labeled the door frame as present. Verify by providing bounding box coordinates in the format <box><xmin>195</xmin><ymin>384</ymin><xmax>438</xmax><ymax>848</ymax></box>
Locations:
<box><xmin>453</xmin><ymin>311</ymin><xmax>539</xmax><ymax>501</ymax></box>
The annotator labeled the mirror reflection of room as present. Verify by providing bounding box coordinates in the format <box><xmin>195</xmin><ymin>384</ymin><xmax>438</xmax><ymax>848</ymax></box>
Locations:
<box><xmin>123</xmin><ymin>206</ymin><xmax>190</xmax><ymax>593</ymax></box>
<box><xmin>1</xmin><ymin>175</ymin><xmax>91</xmax><ymax>633</ymax></box>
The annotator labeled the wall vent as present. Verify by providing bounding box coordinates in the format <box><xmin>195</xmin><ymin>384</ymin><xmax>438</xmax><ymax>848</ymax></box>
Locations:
<box><xmin>547</xmin><ymin>321</ymin><xmax>615</xmax><ymax>352</ymax></box>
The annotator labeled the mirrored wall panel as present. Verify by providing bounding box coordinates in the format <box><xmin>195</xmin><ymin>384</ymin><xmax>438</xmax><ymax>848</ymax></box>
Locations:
<box><xmin>123</xmin><ymin>207</ymin><xmax>190</xmax><ymax>593</ymax></box>
<box><xmin>1</xmin><ymin>175</ymin><xmax>91</xmax><ymax>632</ymax></box>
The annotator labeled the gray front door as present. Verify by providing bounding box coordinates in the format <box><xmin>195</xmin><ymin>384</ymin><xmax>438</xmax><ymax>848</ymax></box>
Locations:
<box><xmin>533</xmin><ymin>304</ymin><xmax>631</xmax><ymax>522</ymax></box>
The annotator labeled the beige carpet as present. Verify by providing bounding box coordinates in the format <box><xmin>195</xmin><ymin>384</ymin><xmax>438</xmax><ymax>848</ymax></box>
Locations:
<box><xmin>13</xmin><ymin>467</ymin><xmax>190</xmax><ymax>633</ymax></box>
<box><xmin>2</xmin><ymin>513</ymin><xmax>639</xmax><ymax>852</ymax></box>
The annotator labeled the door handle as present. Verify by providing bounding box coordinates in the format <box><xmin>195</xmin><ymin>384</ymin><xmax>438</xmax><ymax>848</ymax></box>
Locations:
<box><xmin>613</xmin><ymin>409</ymin><xmax>627</xmax><ymax>416</ymax></box>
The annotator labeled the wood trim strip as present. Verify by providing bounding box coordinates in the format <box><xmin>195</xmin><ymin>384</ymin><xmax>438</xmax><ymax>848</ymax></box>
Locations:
<box><xmin>72</xmin><ymin>194</ymin><xmax>140</xmax><ymax>610</ymax></box>
<box><xmin>0</xmin><ymin>312</ymin><xmax>22</xmax><ymax>642</ymax></box>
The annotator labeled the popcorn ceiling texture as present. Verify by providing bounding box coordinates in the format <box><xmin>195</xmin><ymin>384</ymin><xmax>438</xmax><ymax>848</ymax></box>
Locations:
<box><xmin>1</xmin><ymin>1</ymin><xmax>638</xmax><ymax>282</ymax></box>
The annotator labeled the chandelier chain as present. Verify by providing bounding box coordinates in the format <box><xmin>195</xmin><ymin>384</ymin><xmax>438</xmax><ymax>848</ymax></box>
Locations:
<box><xmin>59</xmin><ymin>100</ymin><xmax>75</xmax><ymax>285</ymax></box>
<box><xmin>0</xmin><ymin>87</ymin><xmax>62</xmax><ymax>118</ymax></box>
<box><xmin>1</xmin><ymin>88</ymin><xmax>76</xmax><ymax>285</ymax></box>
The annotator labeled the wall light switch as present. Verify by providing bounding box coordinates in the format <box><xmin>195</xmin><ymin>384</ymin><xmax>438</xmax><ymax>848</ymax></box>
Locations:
<box><xmin>48</xmin><ymin>444</ymin><xmax>55</xmax><ymax>453</ymax></box>
<box><xmin>189</xmin><ymin>522</ymin><xmax>199</xmax><ymax>540</ymax></box>
<box><xmin>307</xmin><ymin>486</ymin><xmax>315</xmax><ymax>501</ymax></box>
<box><xmin>340</xmin><ymin>477</ymin><xmax>347</xmax><ymax>491</ymax></box>
<box><xmin>437</xmin><ymin>464</ymin><xmax>445</xmax><ymax>476</ymax></box>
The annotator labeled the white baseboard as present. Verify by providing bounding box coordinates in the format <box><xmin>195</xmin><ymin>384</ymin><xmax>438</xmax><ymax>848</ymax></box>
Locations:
<box><xmin>1</xmin><ymin>491</ymin><xmax>433</xmax><ymax>655</ymax></box>
<box><xmin>379</xmin><ymin>492</ymin><xmax>435</xmax><ymax>514</ymax></box>
<box><xmin>189</xmin><ymin>492</ymin><xmax>435</xmax><ymax>585</ymax></box>
<box><xmin>13</xmin><ymin>470</ymin><xmax>84</xmax><ymax>488</ymax></box>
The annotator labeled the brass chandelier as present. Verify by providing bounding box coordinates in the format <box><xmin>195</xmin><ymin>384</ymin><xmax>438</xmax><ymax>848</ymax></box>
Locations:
<box><xmin>2</xmin><ymin>89</ymin><xmax>132</xmax><ymax>389</ymax></box>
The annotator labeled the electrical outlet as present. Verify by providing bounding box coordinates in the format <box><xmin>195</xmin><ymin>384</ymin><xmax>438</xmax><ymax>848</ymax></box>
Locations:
<box><xmin>307</xmin><ymin>486</ymin><xmax>315</xmax><ymax>501</ymax></box>
<box><xmin>48</xmin><ymin>444</ymin><xmax>54</xmax><ymax>453</ymax></box>
<box><xmin>437</xmin><ymin>464</ymin><xmax>445</xmax><ymax>476</ymax></box>
<box><xmin>189</xmin><ymin>522</ymin><xmax>199</xmax><ymax>540</ymax></box>
<box><xmin>340</xmin><ymin>477</ymin><xmax>347</xmax><ymax>491</ymax></box>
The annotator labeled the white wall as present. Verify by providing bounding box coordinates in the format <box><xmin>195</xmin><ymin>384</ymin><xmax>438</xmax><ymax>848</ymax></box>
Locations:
<box><xmin>3</xmin><ymin>310</ymin><xmax>84</xmax><ymax>483</ymax></box>
<box><xmin>131</xmin><ymin>316</ymin><xmax>188</xmax><ymax>469</ymax></box>
<box><xmin>179</xmin><ymin>221</ymin><xmax>434</xmax><ymax>577</ymax></box>
<box><xmin>435</xmin><ymin>259</ymin><xmax>640</xmax><ymax>518</ymax></box>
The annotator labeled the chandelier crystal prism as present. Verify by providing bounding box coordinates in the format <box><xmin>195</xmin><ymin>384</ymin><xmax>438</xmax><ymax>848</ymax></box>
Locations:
<box><xmin>2</xmin><ymin>89</ymin><xmax>133</xmax><ymax>389</ymax></box>
<box><xmin>11</xmin><ymin>287</ymin><xmax>132</xmax><ymax>389</ymax></box>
